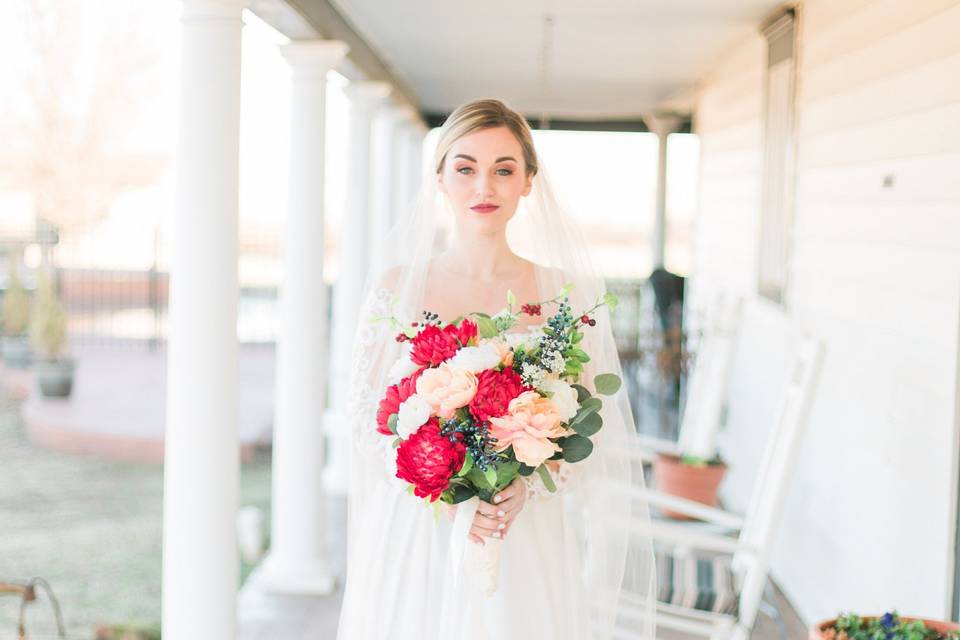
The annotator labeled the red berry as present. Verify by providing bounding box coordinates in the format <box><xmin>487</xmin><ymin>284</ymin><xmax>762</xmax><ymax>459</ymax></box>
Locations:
<box><xmin>580</xmin><ymin>315</ymin><xmax>590</xmax><ymax>324</ymax></box>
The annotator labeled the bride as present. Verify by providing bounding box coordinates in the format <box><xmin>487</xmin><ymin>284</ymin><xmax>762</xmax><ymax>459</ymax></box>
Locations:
<box><xmin>335</xmin><ymin>98</ymin><xmax>656</xmax><ymax>640</ymax></box>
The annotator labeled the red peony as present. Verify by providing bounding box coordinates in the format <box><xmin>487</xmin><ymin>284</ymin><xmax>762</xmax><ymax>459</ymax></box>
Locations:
<box><xmin>410</xmin><ymin>324</ymin><xmax>459</xmax><ymax>367</ymax></box>
<box><xmin>450</xmin><ymin>318</ymin><xmax>478</xmax><ymax>347</ymax></box>
<box><xmin>469</xmin><ymin>367</ymin><xmax>529</xmax><ymax>423</ymax></box>
<box><xmin>395</xmin><ymin>418</ymin><xmax>465</xmax><ymax>502</ymax></box>
<box><xmin>375</xmin><ymin>368</ymin><xmax>424</xmax><ymax>436</ymax></box>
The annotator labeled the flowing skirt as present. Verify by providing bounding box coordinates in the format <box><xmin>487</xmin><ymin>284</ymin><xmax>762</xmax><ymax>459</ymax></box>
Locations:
<box><xmin>335</xmin><ymin>480</ymin><xmax>592</xmax><ymax>639</ymax></box>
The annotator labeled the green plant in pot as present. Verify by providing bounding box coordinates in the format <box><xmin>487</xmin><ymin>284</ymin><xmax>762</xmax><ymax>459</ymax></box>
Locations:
<box><xmin>811</xmin><ymin>610</ymin><xmax>960</xmax><ymax>640</ymax></box>
<box><xmin>28</xmin><ymin>268</ymin><xmax>75</xmax><ymax>398</ymax></box>
<box><xmin>1</xmin><ymin>253</ymin><xmax>34</xmax><ymax>369</ymax></box>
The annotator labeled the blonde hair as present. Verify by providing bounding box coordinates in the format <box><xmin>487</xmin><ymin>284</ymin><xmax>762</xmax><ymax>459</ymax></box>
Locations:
<box><xmin>433</xmin><ymin>98</ymin><xmax>539</xmax><ymax>178</ymax></box>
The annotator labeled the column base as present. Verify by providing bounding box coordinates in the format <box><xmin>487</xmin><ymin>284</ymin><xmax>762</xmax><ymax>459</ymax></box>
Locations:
<box><xmin>255</xmin><ymin>551</ymin><xmax>337</xmax><ymax>595</ymax></box>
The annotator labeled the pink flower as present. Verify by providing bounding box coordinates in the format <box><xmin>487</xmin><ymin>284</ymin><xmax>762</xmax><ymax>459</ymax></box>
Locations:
<box><xmin>488</xmin><ymin>390</ymin><xmax>571</xmax><ymax>467</ymax></box>
<box><xmin>415</xmin><ymin>362</ymin><xmax>478</xmax><ymax>419</ymax></box>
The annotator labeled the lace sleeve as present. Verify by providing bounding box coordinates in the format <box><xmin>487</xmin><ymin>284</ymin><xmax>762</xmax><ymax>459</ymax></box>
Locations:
<box><xmin>346</xmin><ymin>286</ymin><xmax>404</xmax><ymax>487</ymax></box>
<box><xmin>521</xmin><ymin>459</ymin><xmax>582</xmax><ymax>502</ymax></box>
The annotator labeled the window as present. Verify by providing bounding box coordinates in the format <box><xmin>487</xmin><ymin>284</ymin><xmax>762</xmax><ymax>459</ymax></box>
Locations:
<box><xmin>757</xmin><ymin>7</ymin><xmax>799</xmax><ymax>304</ymax></box>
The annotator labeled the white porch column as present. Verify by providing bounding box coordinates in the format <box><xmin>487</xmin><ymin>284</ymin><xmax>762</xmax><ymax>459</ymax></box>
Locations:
<box><xmin>328</xmin><ymin>81</ymin><xmax>391</xmax><ymax>412</ymax></box>
<box><xmin>389</xmin><ymin>108</ymin><xmax>422</xmax><ymax>229</ymax></box>
<box><xmin>257</xmin><ymin>40</ymin><xmax>347</xmax><ymax>595</ymax></box>
<box><xmin>645</xmin><ymin>114</ymin><xmax>683</xmax><ymax>270</ymax></box>
<box><xmin>401</xmin><ymin>122</ymin><xmax>427</xmax><ymax>222</ymax></box>
<box><xmin>162</xmin><ymin>1</ymin><xmax>246</xmax><ymax>637</ymax></box>
<box><xmin>369</xmin><ymin>105</ymin><xmax>404</xmax><ymax>258</ymax></box>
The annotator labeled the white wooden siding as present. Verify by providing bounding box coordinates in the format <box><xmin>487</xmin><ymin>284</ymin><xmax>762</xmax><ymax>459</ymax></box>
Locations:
<box><xmin>689</xmin><ymin>0</ymin><xmax>960</xmax><ymax>624</ymax></box>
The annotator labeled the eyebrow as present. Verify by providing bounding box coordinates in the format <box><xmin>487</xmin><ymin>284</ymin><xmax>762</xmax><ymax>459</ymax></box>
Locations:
<box><xmin>452</xmin><ymin>154</ymin><xmax>518</xmax><ymax>163</ymax></box>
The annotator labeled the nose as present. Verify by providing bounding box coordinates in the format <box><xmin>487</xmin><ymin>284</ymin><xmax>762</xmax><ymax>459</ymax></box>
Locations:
<box><xmin>474</xmin><ymin>171</ymin><xmax>495</xmax><ymax>198</ymax></box>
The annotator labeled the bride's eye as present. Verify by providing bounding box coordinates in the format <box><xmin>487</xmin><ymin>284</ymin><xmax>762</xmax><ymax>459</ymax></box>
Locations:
<box><xmin>457</xmin><ymin>166</ymin><xmax>472</xmax><ymax>174</ymax></box>
<box><xmin>496</xmin><ymin>168</ymin><xmax>513</xmax><ymax>176</ymax></box>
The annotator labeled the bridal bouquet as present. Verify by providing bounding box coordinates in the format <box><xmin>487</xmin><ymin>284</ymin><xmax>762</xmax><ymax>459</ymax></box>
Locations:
<box><xmin>372</xmin><ymin>284</ymin><xmax>622</xmax><ymax>594</ymax></box>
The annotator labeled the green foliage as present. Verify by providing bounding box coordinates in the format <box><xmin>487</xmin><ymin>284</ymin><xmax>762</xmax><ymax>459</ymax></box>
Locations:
<box><xmin>571</xmin><ymin>411</ymin><xmax>602</xmax><ymax>437</ymax></box>
<box><xmin>603</xmin><ymin>292</ymin><xmax>619</xmax><ymax>312</ymax></box>
<box><xmin>594</xmin><ymin>373</ymin><xmax>622</xmax><ymax>395</ymax></box>
<box><xmin>457</xmin><ymin>452</ymin><xmax>474</xmax><ymax>477</ymax></box>
<box><xmin>29</xmin><ymin>269</ymin><xmax>67</xmax><ymax>358</ymax></box>
<box><xmin>1</xmin><ymin>255</ymin><xmax>30</xmax><ymax>334</ymax></box>
<box><xmin>535</xmin><ymin>464</ymin><xmax>557</xmax><ymax>492</ymax></box>
<box><xmin>827</xmin><ymin>611</ymin><xmax>960</xmax><ymax>640</ymax></box>
<box><xmin>560</xmin><ymin>434</ymin><xmax>594</xmax><ymax>462</ymax></box>
<box><xmin>680</xmin><ymin>454</ymin><xmax>724</xmax><ymax>467</ymax></box>
<box><xmin>571</xmin><ymin>384</ymin><xmax>591</xmax><ymax>403</ymax></box>
<box><xmin>472</xmin><ymin>313</ymin><xmax>499</xmax><ymax>338</ymax></box>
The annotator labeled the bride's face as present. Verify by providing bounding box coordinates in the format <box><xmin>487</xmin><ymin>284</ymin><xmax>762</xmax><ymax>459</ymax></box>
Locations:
<box><xmin>437</xmin><ymin>125</ymin><xmax>533</xmax><ymax>232</ymax></box>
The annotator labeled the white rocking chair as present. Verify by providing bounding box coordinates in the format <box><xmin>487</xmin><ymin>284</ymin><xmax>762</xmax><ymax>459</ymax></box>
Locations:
<box><xmin>598</xmin><ymin>332</ymin><xmax>825</xmax><ymax>640</ymax></box>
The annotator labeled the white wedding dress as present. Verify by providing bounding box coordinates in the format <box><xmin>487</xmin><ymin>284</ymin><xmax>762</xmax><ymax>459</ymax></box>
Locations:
<box><xmin>335</xmin><ymin>285</ymin><xmax>594</xmax><ymax>640</ymax></box>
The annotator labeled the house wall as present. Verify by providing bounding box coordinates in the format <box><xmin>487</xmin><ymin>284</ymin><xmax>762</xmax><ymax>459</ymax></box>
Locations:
<box><xmin>688</xmin><ymin>0</ymin><xmax>960</xmax><ymax>624</ymax></box>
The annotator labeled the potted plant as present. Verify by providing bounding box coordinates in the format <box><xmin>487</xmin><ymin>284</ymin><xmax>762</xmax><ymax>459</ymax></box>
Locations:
<box><xmin>29</xmin><ymin>268</ymin><xmax>75</xmax><ymax>397</ymax></box>
<box><xmin>652</xmin><ymin>451</ymin><xmax>728</xmax><ymax>519</ymax></box>
<box><xmin>812</xmin><ymin>611</ymin><xmax>960</xmax><ymax>640</ymax></box>
<box><xmin>1</xmin><ymin>253</ymin><xmax>33</xmax><ymax>369</ymax></box>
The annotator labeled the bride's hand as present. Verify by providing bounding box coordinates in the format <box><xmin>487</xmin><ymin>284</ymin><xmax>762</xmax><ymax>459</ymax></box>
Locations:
<box><xmin>468</xmin><ymin>477</ymin><xmax>527</xmax><ymax>545</ymax></box>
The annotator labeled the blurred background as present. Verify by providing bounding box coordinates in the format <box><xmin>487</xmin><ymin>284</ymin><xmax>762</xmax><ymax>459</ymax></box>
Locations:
<box><xmin>0</xmin><ymin>0</ymin><xmax>958</xmax><ymax>639</ymax></box>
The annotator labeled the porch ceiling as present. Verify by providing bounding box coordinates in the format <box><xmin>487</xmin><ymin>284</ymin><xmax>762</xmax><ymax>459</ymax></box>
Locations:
<box><xmin>307</xmin><ymin>0</ymin><xmax>785</xmax><ymax>123</ymax></box>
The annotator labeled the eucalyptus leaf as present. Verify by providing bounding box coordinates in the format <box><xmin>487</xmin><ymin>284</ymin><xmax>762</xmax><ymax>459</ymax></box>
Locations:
<box><xmin>570</xmin><ymin>397</ymin><xmax>602</xmax><ymax>425</ymax></box>
<box><xmin>571</xmin><ymin>384</ymin><xmax>591</xmax><ymax>403</ymax></box>
<box><xmin>572</xmin><ymin>411</ymin><xmax>602</xmax><ymax>437</ymax></box>
<box><xmin>561</xmin><ymin>434</ymin><xmax>594</xmax><ymax>463</ymax></box>
<box><xmin>594</xmin><ymin>373</ymin><xmax>622</xmax><ymax>395</ymax></box>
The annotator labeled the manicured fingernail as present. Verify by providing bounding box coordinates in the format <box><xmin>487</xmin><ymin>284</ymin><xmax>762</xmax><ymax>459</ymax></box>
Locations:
<box><xmin>497</xmin><ymin>523</ymin><xmax>505</xmax><ymax>530</ymax></box>
<box><xmin>492</xmin><ymin>531</ymin><xmax>501</xmax><ymax>538</ymax></box>
<box><xmin>497</xmin><ymin>510</ymin><xmax>505</xmax><ymax>517</ymax></box>
<box><xmin>494</xmin><ymin>495</ymin><xmax>502</xmax><ymax>503</ymax></box>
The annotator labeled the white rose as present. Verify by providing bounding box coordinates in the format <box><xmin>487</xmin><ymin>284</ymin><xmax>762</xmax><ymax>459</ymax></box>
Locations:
<box><xmin>387</xmin><ymin>343</ymin><xmax>420</xmax><ymax>384</ymax></box>
<box><xmin>396</xmin><ymin>394</ymin><xmax>432</xmax><ymax>439</ymax></box>
<box><xmin>447</xmin><ymin>344</ymin><xmax>502</xmax><ymax>373</ymax></box>
<box><xmin>539</xmin><ymin>378</ymin><xmax>579</xmax><ymax>421</ymax></box>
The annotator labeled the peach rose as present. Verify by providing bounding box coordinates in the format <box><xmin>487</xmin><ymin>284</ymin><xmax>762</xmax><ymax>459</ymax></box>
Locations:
<box><xmin>488</xmin><ymin>390</ymin><xmax>572</xmax><ymax>467</ymax></box>
<box><xmin>483</xmin><ymin>337</ymin><xmax>514</xmax><ymax>368</ymax></box>
<box><xmin>415</xmin><ymin>362</ymin><xmax>478</xmax><ymax>419</ymax></box>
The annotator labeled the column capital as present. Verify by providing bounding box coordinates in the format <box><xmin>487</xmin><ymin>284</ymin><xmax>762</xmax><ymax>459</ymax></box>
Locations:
<box><xmin>343</xmin><ymin>81</ymin><xmax>392</xmax><ymax>108</ymax></box>
<box><xmin>179</xmin><ymin>0</ymin><xmax>249</xmax><ymax>21</ymax></box>
<box><xmin>642</xmin><ymin>112</ymin><xmax>685</xmax><ymax>137</ymax></box>
<box><xmin>280</xmin><ymin>40</ymin><xmax>349</xmax><ymax>73</ymax></box>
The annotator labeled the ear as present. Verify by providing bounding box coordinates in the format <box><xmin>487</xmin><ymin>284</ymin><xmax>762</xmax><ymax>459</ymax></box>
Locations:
<box><xmin>436</xmin><ymin>172</ymin><xmax>447</xmax><ymax>195</ymax></box>
<box><xmin>521</xmin><ymin>173</ymin><xmax>533</xmax><ymax>197</ymax></box>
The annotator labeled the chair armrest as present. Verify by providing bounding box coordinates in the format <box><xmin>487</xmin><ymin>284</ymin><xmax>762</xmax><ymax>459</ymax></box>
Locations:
<box><xmin>606</xmin><ymin>515</ymin><xmax>756</xmax><ymax>557</ymax></box>
<box><xmin>600</xmin><ymin>480</ymin><xmax>746</xmax><ymax>530</ymax></box>
<box><xmin>633</xmin><ymin>434</ymin><xmax>681</xmax><ymax>458</ymax></box>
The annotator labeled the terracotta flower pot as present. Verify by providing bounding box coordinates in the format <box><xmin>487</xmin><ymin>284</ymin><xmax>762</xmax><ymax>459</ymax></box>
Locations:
<box><xmin>652</xmin><ymin>452</ymin><xmax>728</xmax><ymax>519</ymax></box>
<box><xmin>810</xmin><ymin>616</ymin><xmax>960</xmax><ymax>640</ymax></box>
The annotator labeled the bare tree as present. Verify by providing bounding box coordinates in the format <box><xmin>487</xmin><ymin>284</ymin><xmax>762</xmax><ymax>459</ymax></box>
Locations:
<box><xmin>0</xmin><ymin>0</ymin><xmax>171</xmax><ymax>235</ymax></box>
